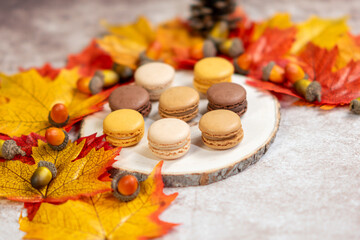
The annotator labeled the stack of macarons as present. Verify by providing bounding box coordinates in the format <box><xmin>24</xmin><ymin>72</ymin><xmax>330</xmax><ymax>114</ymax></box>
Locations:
<box><xmin>102</xmin><ymin>56</ymin><xmax>249</xmax><ymax>157</ymax></box>
<box><xmin>134</xmin><ymin>62</ymin><xmax>175</xmax><ymax>101</ymax></box>
<box><xmin>193</xmin><ymin>57</ymin><xmax>234</xmax><ymax>94</ymax></box>
<box><xmin>158</xmin><ymin>86</ymin><xmax>200</xmax><ymax>122</ymax></box>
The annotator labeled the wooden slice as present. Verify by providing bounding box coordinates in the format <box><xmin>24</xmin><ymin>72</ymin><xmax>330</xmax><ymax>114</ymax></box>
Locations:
<box><xmin>81</xmin><ymin>71</ymin><xmax>280</xmax><ymax>187</ymax></box>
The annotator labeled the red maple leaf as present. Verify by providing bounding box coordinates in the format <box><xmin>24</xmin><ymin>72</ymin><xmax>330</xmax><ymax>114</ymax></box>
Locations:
<box><xmin>246</xmin><ymin>27</ymin><xmax>296</xmax><ymax>80</ymax></box>
<box><xmin>66</xmin><ymin>39</ymin><xmax>113</xmax><ymax>77</ymax></box>
<box><xmin>247</xmin><ymin>43</ymin><xmax>360</xmax><ymax>106</ymax></box>
<box><xmin>0</xmin><ymin>133</ymin><xmax>45</xmax><ymax>164</ymax></box>
<box><xmin>19</xmin><ymin>63</ymin><xmax>61</xmax><ymax>80</ymax></box>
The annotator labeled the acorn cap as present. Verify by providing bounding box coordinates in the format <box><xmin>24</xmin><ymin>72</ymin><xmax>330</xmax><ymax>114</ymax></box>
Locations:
<box><xmin>262</xmin><ymin>61</ymin><xmax>275</xmax><ymax>81</ymax></box>
<box><xmin>89</xmin><ymin>72</ymin><xmax>104</xmax><ymax>95</ymax></box>
<box><xmin>233</xmin><ymin>58</ymin><xmax>249</xmax><ymax>75</ymax></box>
<box><xmin>203</xmin><ymin>39</ymin><xmax>217</xmax><ymax>58</ymax></box>
<box><xmin>111</xmin><ymin>172</ymin><xmax>140</xmax><ymax>202</ymax></box>
<box><xmin>305</xmin><ymin>81</ymin><xmax>322</xmax><ymax>102</ymax></box>
<box><xmin>38</xmin><ymin>161</ymin><xmax>57</xmax><ymax>178</ymax></box>
<box><xmin>1</xmin><ymin>140</ymin><xmax>26</xmax><ymax>160</ymax></box>
<box><xmin>48</xmin><ymin>113</ymin><xmax>69</xmax><ymax>128</ymax></box>
<box><xmin>138</xmin><ymin>51</ymin><xmax>157</xmax><ymax>66</ymax></box>
<box><xmin>48</xmin><ymin>130</ymin><xmax>69</xmax><ymax>151</ymax></box>
<box><xmin>113</xmin><ymin>63</ymin><xmax>133</xmax><ymax>80</ymax></box>
<box><xmin>350</xmin><ymin>99</ymin><xmax>360</xmax><ymax>114</ymax></box>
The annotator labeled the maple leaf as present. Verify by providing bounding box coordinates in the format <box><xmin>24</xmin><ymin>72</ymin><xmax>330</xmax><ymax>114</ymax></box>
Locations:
<box><xmin>19</xmin><ymin>63</ymin><xmax>61</xmax><ymax>80</ymax></box>
<box><xmin>19</xmin><ymin>162</ymin><xmax>178</xmax><ymax>240</ymax></box>
<box><xmin>98</xmin><ymin>16</ymin><xmax>155</xmax><ymax>69</ymax></box>
<box><xmin>0</xmin><ymin>136</ymin><xmax>120</xmax><ymax>203</ymax></box>
<box><xmin>252</xmin><ymin>13</ymin><xmax>293</xmax><ymax>41</ymax></box>
<box><xmin>66</xmin><ymin>39</ymin><xmax>113</xmax><ymax>77</ymax></box>
<box><xmin>247</xmin><ymin>43</ymin><xmax>360</xmax><ymax>106</ymax></box>
<box><xmin>0</xmin><ymin>133</ymin><xmax>45</xmax><ymax>164</ymax></box>
<box><xmin>291</xmin><ymin>16</ymin><xmax>349</xmax><ymax>54</ymax></box>
<box><xmin>334</xmin><ymin>34</ymin><xmax>360</xmax><ymax>70</ymax></box>
<box><xmin>246</xmin><ymin>27</ymin><xmax>296</xmax><ymax>79</ymax></box>
<box><xmin>0</xmin><ymin>68</ymin><xmax>111</xmax><ymax>137</ymax></box>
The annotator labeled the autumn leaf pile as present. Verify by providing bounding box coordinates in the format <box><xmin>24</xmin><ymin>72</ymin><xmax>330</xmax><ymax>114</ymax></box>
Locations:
<box><xmin>99</xmin><ymin>11</ymin><xmax>360</xmax><ymax>108</ymax></box>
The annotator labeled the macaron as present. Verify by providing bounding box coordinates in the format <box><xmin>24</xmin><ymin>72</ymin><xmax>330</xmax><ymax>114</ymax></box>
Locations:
<box><xmin>103</xmin><ymin>109</ymin><xmax>144</xmax><ymax>147</ymax></box>
<box><xmin>158</xmin><ymin>86</ymin><xmax>200</xmax><ymax>122</ymax></box>
<box><xmin>134</xmin><ymin>62</ymin><xmax>175</xmax><ymax>101</ymax></box>
<box><xmin>193</xmin><ymin>57</ymin><xmax>234</xmax><ymax>94</ymax></box>
<box><xmin>148</xmin><ymin>118</ymin><xmax>191</xmax><ymax>160</ymax></box>
<box><xmin>207</xmin><ymin>82</ymin><xmax>247</xmax><ymax>116</ymax></box>
<box><xmin>199</xmin><ymin>110</ymin><xmax>244</xmax><ymax>150</ymax></box>
<box><xmin>108</xmin><ymin>85</ymin><xmax>151</xmax><ymax>117</ymax></box>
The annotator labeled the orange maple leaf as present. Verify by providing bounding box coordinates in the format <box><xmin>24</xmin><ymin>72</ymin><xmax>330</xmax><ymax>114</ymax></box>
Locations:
<box><xmin>0</xmin><ymin>136</ymin><xmax>120</xmax><ymax>203</ymax></box>
<box><xmin>0</xmin><ymin>68</ymin><xmax>111</xmax><ymax>137</ymax></box>
<box><xmin>66</xmin><ymin>39</ymin><xmax>113</xmax><ymax>77</ymax></box>
<box><xmin>19</xmin><ymin>162</ymin><xmax>178</xmax><ymax>240</ymax></box>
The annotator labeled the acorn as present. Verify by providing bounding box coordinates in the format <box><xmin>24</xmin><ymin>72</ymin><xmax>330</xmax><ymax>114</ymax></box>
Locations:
<box><xmin>48</xmin><ymin>103</ymin><xmax>69</xmax><ymax>128</ymax></box>
<box><xmin>30</xmin><ymin>161</ymin><xmax>57</xmax><ymax>189</ymax></box>
<box><xmin>219</xmin><ymin>38</ymin><xmax>244</xmax><ymax>58</ymax></box>
<box><xmin>349</xmin><ymin>97</ymin><xmax>360</xmax><ymax>114</ymax></box>
<box><xmin>112</xmin><ymin>63</ymin><xmax>133</xmax><ymax>82</ymax></box>
<box><xmin>262</xmin><ymin>61</ymin><xmax>285</xmax><ymax>83</ymax></box>
<box><xmin>191</xmin><ymin>39</ymin><xmax>217</xmax><ymax>59</ymax></box>
<box><xmin>0</xmin><ymin>139</ymin><xmax>25</xmax><ymax>160</ymax></box>
<box><xmin>285</xmin><ymin>63</ymin><xmax>306</xmax><ymax>83</ymax></box>
<box><xmin>45</xmin><ymin>127</ymin><xmax>69</xmax><ymax>151</ymax></box>
<box><xmin>76</xmin><ymin>77</ymin><xmax>92</xmax><ymax>94</ymax></box>
<box><xmin>111</xmin><ymin>172</ymin><xmax>140</xmax><ymax>202</ymax></box>
<box><xmin>293</xmin><ymin>79</ymin><xmax>322</xmax><ymax>102</ymax></box>
<box><xmin>233</xmin><ymin>53</ymin><xmax>251</xmax><ymax>75</ymax></box>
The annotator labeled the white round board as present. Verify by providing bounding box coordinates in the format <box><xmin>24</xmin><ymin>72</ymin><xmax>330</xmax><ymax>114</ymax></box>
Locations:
<box><xmin>80</xmin><ymin>70</ymin><xmax>280</xmax><ymax>187</ymax></box>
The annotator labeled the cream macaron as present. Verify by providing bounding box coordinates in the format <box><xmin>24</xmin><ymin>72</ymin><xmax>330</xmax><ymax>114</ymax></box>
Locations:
<box><xmin>148</xmin><ymin>118</ymin><xmax>191</xmax><ymax>160</ymax></box>
<box><xmin>135</xmin><ymin>62</ymin><xmax>175</xmax><ymax>101</ymax></box>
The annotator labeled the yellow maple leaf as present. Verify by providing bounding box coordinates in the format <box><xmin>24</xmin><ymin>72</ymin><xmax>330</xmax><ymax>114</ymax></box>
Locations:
<box><xmin>19</xmin><ymin>162</ymin><xmax>178</xmax><ymax>240</ymax></box>
<box><xmin>252</xmin><ymin>13</ymin><xmax>293</xmax><ymax>41</ymax></box>
<box><xmin>0</xmin><ymin>69</ymin><xmax>109</xmax><ymax>137</ymax></box>
<box><xmin>97</xmin><ymin>35</ymin><xmax>146</xmax><ymax>69</ymax></box>
<box><xmin>334</xmin><ymin>34</ymin><xmax>360</xmax><ymax>70</ymax></box>
<box><xmin>291</xmin><ymin>16</ymin><xmax>349</xmax><ymax>54</ymax></box>
<box><xmin>0</xmin><ymin>139</ymin><xmax>120</xmax><ymax>202</ymax></box>
<box><xmin>101</xmin><ymin>16</ymin><xmax>155</xmax><ymax>46</ymax></box>
<box><xmin>98</xmin><ymin>16</ymin><xmax>155</xmax><ymax>68</ymax></box>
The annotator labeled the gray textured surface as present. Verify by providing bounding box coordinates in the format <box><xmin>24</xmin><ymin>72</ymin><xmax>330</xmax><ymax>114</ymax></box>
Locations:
<box><xmin>0</xmin><ymin>0</ymin><xmax>360</xmax><ymax>239</ymax></box>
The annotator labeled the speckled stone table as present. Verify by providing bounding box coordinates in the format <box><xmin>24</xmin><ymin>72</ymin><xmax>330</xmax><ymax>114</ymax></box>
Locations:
<box><xmin>0</xmin><ymin>0</ymin><xmax>359</xmax><ymax>239</ymax></box>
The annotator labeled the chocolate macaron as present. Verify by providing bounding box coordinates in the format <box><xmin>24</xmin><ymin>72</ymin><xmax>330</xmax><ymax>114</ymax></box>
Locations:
<box><xmin>159</xmin><ymin>86</ymin><xmax>200</xmax><ymax>122</ymax></box>
<box><xmin>199</xmin><ymin>110</ymin><xmax>244</xmax><ymax>150</ymax></box>
<box><xmin>207</xmin><ymin>82</ymin><xmax>247</xmax><ymax>116</ymax></box>
<box><xmin>108</xmin><ymin>85</ymin><xmax>151</xmax><ymax>117</ymax></box>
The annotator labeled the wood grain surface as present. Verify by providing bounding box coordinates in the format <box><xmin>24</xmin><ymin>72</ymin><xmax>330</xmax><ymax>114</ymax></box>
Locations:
<box><xmin>0</xmin><ymin>0</ymin><xmax>359</xmax><ymax>239</ymax></box>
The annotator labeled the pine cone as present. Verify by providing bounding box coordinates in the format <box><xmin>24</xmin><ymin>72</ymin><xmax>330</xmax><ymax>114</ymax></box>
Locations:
<box><xmin>188</xmin><ymin>0</ymin><xmax>239</xmax><ymax>37</ymax></box>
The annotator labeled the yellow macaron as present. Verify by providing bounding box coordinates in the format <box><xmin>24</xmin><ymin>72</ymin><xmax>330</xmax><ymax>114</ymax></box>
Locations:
<box><xmin>193</xmin><ymin>57</ymin><xmax>234</xmax><ymax>94</ymax></box>
<box><xmin>103</xmin><ymin>109</ymin><xmax>145</xmax><ymax>147</ymax></box>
